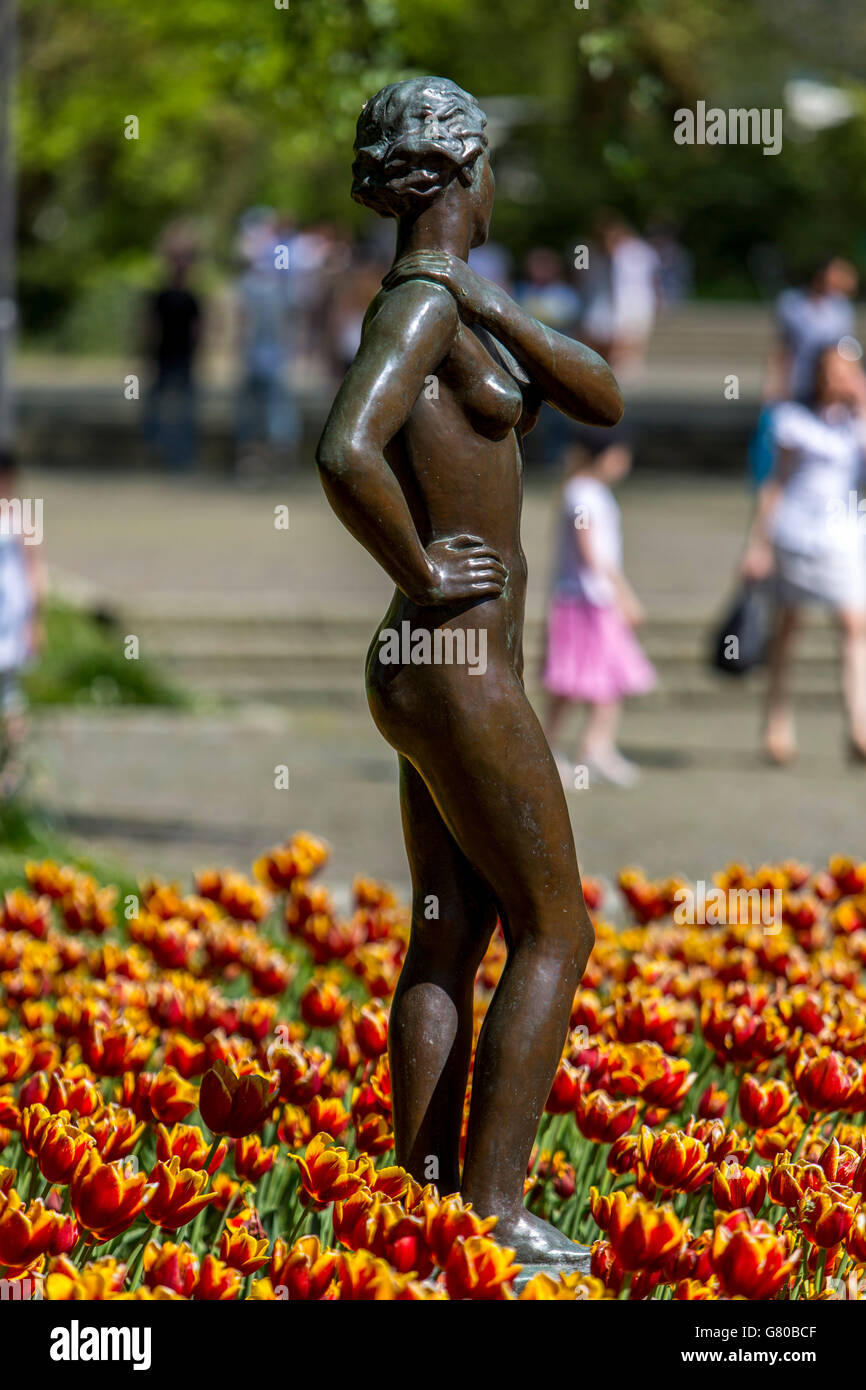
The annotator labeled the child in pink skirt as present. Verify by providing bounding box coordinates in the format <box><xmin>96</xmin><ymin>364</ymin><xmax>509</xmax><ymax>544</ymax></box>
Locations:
<box><xmin>543</xmin><ymin>439</ymin><xmax>655</xmax><ymax>787</ymax></box>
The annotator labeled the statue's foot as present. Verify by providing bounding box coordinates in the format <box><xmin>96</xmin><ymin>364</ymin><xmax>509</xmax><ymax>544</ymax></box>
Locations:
<box><xmin>489</xmin><ymin>1208</ymin><xmax>591</xmax><ymax>1273</ymax></box>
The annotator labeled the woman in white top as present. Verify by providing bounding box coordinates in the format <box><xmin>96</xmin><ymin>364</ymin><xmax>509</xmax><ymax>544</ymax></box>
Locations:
<box><xmin>742</xmin><ymin>343</ymin><xmax>866</xmax><ymax>764</ymax></box>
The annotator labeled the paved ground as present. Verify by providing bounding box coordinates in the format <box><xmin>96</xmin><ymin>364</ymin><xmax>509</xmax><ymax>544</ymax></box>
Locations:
<box><xmin>26</xmin><ymin>465</ymin><xmax>752</xmax><ymax>620</ymax></box>
<box><xmin>29</xmin><ymin>701</ymin><xmax>863</xmax><ymax>898</ymax></box>
<box><xmin>13</xmin><ymin>465</ymin><xmax>863</xmax><ymax>894</ymax></box>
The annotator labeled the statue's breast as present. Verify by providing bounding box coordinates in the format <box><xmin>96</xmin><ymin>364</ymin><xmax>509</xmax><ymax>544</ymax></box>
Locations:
<box><xmin>439</xmin><ymin>324</ymin><xmax>524</xmax><ymax>441</ymax></box>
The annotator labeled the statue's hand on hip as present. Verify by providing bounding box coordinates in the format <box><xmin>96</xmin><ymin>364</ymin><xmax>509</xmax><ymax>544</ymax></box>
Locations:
<box><xmin>410</xmin><ymin>533</ymin><xmax>508</xmax><ymax>606</ymax></box>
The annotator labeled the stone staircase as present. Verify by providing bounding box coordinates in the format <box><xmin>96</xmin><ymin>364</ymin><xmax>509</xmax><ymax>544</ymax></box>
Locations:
<box><xmin>121</xmin><ymin>602</ymin><xmax>845</xmax><ymax>710</ymax></box>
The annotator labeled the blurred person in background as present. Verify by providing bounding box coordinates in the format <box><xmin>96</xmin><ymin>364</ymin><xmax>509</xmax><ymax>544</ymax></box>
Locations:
<box><xmin>647</xmin><ymin>217</ymin><xmax>693</xmax><ymax>309</ymax></box>
<box><xmin>514</xmin><ymin>246</ymin><xmax>581</xmax><ymax>335</ymax></box>
<box><xmin>289</xmin><ymin>222</ymin><xmax>342</xmax><ymax>386</ymax></box>
<box><xmin>514</xmin><ymin>247</ymin><xmax>581</xmax><ymax>467</ymax></box>
<box><xmin>542</xmin><ymin>433</ymin><xmax>655</xmax><ymax>788</ymax></box>
<box><xmin>142</xmin><ymin>223</ymin><xmax>203</xmax><ymax>472</ymax></box>
<box><xmin>751</xmin><ymin>256</ymin><xmax>858</xmax><ymax>488</ymax></box>
<box><xmin>742</xmin><ymin>341</ymin><xmax>866</xmax><ymax>765</ymax></box>
<box><xmin>468</xmin><ymin>238</ymin><xmax>513</xmax><ymax>291</ymax></box>
<box><xmin>0</xmin><ymin>452</ymin><xmax>43</xmax><ymax>800</ymax></box>
<box><xmin>235</xmin><ymin>207</ymin><xmax>300</xmax><ymax>480</ymax></box>
<box><xmin>583</xmin><ymin>214</ymin><xmax>660</xmax><ymax>381</ymax></box>
<box><xmin>324</xmin><ymin>240</ymin><xmax>390</xmax><ymax>376</ymax></box>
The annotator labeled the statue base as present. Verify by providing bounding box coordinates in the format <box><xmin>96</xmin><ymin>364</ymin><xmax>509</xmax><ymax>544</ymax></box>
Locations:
<box><xmin>512</xmin><ymin>1246</ymin><xmax>593</xmax><ymax>1292</ymax></box>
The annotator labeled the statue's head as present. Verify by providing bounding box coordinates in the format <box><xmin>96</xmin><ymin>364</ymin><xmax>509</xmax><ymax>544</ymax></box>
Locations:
<box><xmin>352</xmin><ymin>77</ymin><xmax>490</xmax><ymax>233</ymax></box>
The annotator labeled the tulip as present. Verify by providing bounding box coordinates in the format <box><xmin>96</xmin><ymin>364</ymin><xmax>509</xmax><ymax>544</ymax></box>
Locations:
<box><xmin>300</xmin><ymin>977</ymin><xmax>347</xmax><ymax>1029</ymax></box>
<box><xmin>293</xmin><ymin>1134</ymin><xmax>364</xmax><ymax>1210</ymax></box>
<box><xmin>219</xmin><ymin>1227</ymin><xmax>269</xmax><ymax>1275</ymax></box>
<box><xmin>738</xmin><ymin>1074</ymin><xmax>792</xmax><ymax>1129</ymax></box>
<box><xmin>353</xmin><ymin>1112</ymin><xmax>393</xmax><ymax>1156</ymax></box>
<box><xmin>232</xmin><ymin>1134</ymin><xmax>277</xmax><ymax>1183</ymax></box>
<box><xmin>639</xmin><ymin>1127</ymin><xmax>713</xmax><ymax>1193</ymax></box>
<box><xmin>44</xmin><ymin>1067</ymin><xmax>103</xmax><ymax>1120</ymax></box>
<box><xmin>121</xmin><ymin>1067</ymin><xmax>198</xmax><ymax>1125</ymax></box>
<box><xmin>192</xmin><ymin>1253</ymin><xmax>243</xmax><ymax>1300</ymax></box>
<box><xmin>143</xmin><ymin>1240</ymin><xmax>199</xmax><ymax>1296</ymax></box>
<box><xmin>0</xmin><ymin>1190</ymin><xmax>66</xmax><ymax>1271</ymax></box>
<box><xmin>685</xmin><ymin>1117</ymin><xmax>749</xmax><ymax>1164</ymax></box>
<box><xmin>332</xmin><ymin>1187</ymin><xmax>380</xmax><ymax>1252</ymax></box>
<box><xmin>710</xmin><ymin>1211</ymin><xmax>799</xmax><ymax>1299</ymax></box>
<box><xmin>519</xmin><ymin>1270</ymin><xmax>611</xmax><ymax>1300</ymax></box>
<box><xmin>607</xmin><ymin>1190</ymin><xmax>685</xmax><ymax>1272</ymax></box>
<box><xmin>669</xmin><ymin>1231</ymin><xmax>713</xmax><ymax>1284</ymax></box>
<box><xmin>69</xmin><ymin>1152</ymin><xmax>155</xmax><ymax>1242</ymax></box>
<box><xmin>145</xmin><ymin>1157</ymin><xmax>218</xmax><ymax>1231</ymax></box>
<box><xmin>794</xmin><ymin>1046</ymin><xmax>860</xmax><ymax>1112</ymax></box>
<box><xmin>355</xmin><ymin>1002</ymin><xmax>389</xmax><ymax>1059</ymax></box>
<box><xmin>0</xmin><ymin>1036</ymin><xmax>33</xmax><ymax>1085</ymax></box>
<box><xmin>33</xmin><ymin>1112</ymin><xmax>96</xmax><ymax>1186</ymax></box>
<box><xmin>254</xmin><ymin>834</ymin><xmax>328</xmax><ymax>893</ymax></box>
<box><xmin>19</xmin><ymin>1102</ymin><xmax>56</xmax><ymax>1158</ymax></box>
<box><xmin>613</xmin><ymin>996</ymin><xmax>687</xmax><ymax>1054</ymax></box>
<box><xmin>419</xmin><ymin>1191</ymin><xmax>497</xmax><ymax>1268</ymax></box>
<box><xmin>84</xmin><ymin>1106</ymin><xmax>145</xmax><ymax>1163</ymax></box>
<box><xmin>607</xmin><ymin>1134</ymin><xmax>640</xmax><ymax>1177</ymax></box>
<box><xmin>163</xmin><ymin>1035</ymin><xmax>208</xmax><ymax>1080</ymax></box>
<box><xmin>697</xmin><ymin>1083</ymin><xmax>728</xmax><ymax>1120</ymax></box>
<box><xmin>44</xmin><ymin>1254</ymin><xmax>127</xmax><ymax>1300</ymax></box>
<box><xmin>845</xmin><ymin>1206</ymin><xmax>866</xmax><ymax>1264</ymax></box>
<box><xmin>80</xmin><ymin>1020</ymin><xmax>154</xmax><ymax>1076</ymax></box>
<box><xmin>798</xmin><ymin>1188</ymin><xmax>857</xmax><ymax>1249</ymax></box>
<box><xmin>199</xmin><ymin>1060</ymin><xmax>276</xmax><ymax>1138</ymax></box>
<box><xmin>1</xmin><ymin>888</ymin><xmax>52</xmax><ymax>938</ymax></box>
<box><xmin>701</xmin><ymin>1000</ymin><xmax>788</xmax><ymax>1067</ymax></box>
<box><xmin>545</xmin><ymin>1058</ymin><xmax>584</xmax><ymax>1114</ymax></box>
<box><xmin>443</xmin><ymin>1235</ymin><xmax>519</xmax><ymax>1300</ymax></box>
<box><xmin>575</xmin><ymin>1090</ymin><xmax>637</xmax><ymax>1144</ymax></box>
<box><xmin>589</xmin><ymin>1186</ymin><xmax>614</xmax><ymax>1232</ymax></box>
<box><xmin>590</xmin><ymin>1239</ymin><xmax>663</xmax><ymax>1298</ymax></box>
<box><xmin>674</xmin><ymin>1277</ymin><xmax>719</xmax><ymax>1300</ymax></box>
<box><xmin>155</xmin><ymin>1122</ymin><xmax>228</xmax><ymax>1174</ymax></box>
<box><xmin>307</xmin><ymin>1094</ymin><xmax>350</xmax><ymax>1139</ymax></box>
<box><xmin>816</xmin><ymin>1136</ymin><xmax>861</xmax><ymax>1186</ymax></box>
<box><xmin>268</xmin><ymin>1235</ymin><xmax>338</xmax><ymax>1301</ymax></box>
<box><xmin>333</xmin><ymin>1248</ymin><xmax>433</xmax><ymax>1300</ymax></box>
<box><xmin>712</xmin><ymin>1156</ymin><xmax>768</xmax><ymax>1214</ymax></box>
<box><xmin>553</xmin><ymin>1161</ymin><xmax>576</xmax><ymax>1200</ymax></box>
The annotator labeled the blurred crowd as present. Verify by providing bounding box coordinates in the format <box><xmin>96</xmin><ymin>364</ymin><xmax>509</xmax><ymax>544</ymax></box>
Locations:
<box><xmin>5</xmin><ymin>212</ymin><xmax>865</xmax><ymax>804</ymax></box>
<box><xmin>139</xmin><ymin>209</ymin><xmax>691</xmax><ymax>477</ymax></box>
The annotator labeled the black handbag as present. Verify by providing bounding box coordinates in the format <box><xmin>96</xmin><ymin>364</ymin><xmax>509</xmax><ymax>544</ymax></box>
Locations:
<box><xmin>711</xmin><ymin>582</ymin><xmax>771</xmax><ymax>675</ymax></box>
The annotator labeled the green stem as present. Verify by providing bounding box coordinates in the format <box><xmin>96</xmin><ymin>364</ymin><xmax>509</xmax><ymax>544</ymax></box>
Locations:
<box><xmin>284</xmin><ymin>1206</ymin><xmax>310</xmax><ymax>1248</ymax></box>
<box><xmin>791</xmin><ymin>1112</ymin><xmax>814</xmax><ymax>1164</ymax></box>
<box><xmin>125</xmin><ymin>1226</ymin><xmax>152</xmax><ymax>1290</ymax></box>
<box><xmin>211</xmin><ymin>1190</ymin><xmax>241</xmax><ymax>1255</ymax></box>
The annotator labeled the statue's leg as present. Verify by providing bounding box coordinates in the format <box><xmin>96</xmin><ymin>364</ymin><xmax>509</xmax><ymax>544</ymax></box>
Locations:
<box><xmin>388</xmin><ymin>754</ymin><xmax>499</xmax><ymax>1195</ymax></box>
<box><xmin>406</xmin><ymin>677</ymin><xmax>594</xmax><ymax>1266</ymax></box>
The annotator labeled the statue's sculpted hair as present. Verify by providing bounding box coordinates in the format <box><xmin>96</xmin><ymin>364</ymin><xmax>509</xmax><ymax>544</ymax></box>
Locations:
<box><xmin>352</xmin><ymin>76</ymin><xmax>488</xmax><ymax>219</ymax></box>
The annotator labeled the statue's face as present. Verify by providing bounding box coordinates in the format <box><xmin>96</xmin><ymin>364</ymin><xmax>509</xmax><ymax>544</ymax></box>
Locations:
<box><xmin>470</xmin><ymin>152</ymin><xmax>494</xmax><ymax>249</ymax></box>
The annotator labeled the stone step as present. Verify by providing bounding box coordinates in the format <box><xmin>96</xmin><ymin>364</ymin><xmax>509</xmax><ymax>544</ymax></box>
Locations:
<box><xmin>162</xmin><ymin>660</ymin><xmax>842</xmax><ymax>708</ymax></box>
<box><xmin>126</xmin><ymin>619</ymin><xmax>841</xmax><ymax>664</ymax></box>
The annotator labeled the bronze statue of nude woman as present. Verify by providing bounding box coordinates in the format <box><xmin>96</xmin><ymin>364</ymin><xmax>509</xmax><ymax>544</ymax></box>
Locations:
<box><xmin>317</xmin><ymin>76</ymin><xmax>624</xmax><ymax>1267</ymax></box>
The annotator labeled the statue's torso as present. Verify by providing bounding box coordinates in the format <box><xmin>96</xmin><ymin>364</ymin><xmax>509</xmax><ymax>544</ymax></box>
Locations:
<box><xmin>362</xmin><ymin>297</ymin><xmax>530</xmax><ymax>722</ymax></box>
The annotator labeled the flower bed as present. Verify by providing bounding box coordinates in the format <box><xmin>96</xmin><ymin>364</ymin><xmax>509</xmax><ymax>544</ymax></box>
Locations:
<box><xmin>1</xmin><ymin>835</ymin><xmax>865</xmax><ymax>1300</ymax></box>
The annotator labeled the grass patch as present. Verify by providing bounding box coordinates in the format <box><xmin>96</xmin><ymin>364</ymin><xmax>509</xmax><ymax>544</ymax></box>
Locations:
<box><xmin>0</xmin><ymin>797</ymin><xmax>140</xmax><ymax>898</ymax></box>
<box><xmin>24</xmin><ymin>597</ymin><xmax>190</xmax><ymax>708</ymax></box>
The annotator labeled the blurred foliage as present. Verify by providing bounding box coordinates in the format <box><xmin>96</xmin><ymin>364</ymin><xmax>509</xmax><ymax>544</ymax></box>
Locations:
<box><xmin>15</xmin><ymin>0</ymin><xmax>866</xmax><ymax>342</ymax></box>
<box><xmin>24</xmin><ymin>597</ymin><xmax>189</xmax><ymax>708</ymax></box>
